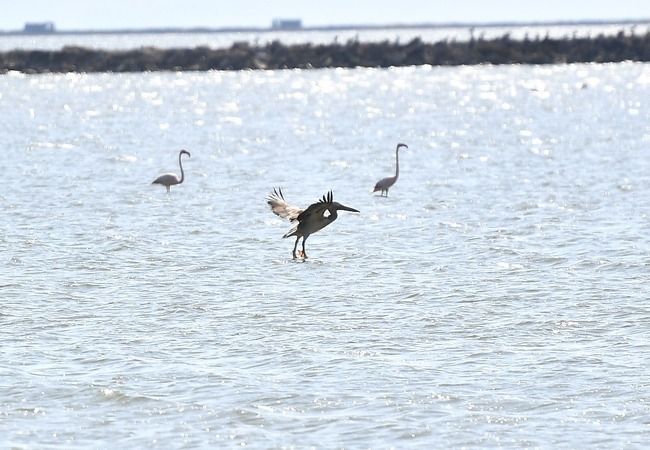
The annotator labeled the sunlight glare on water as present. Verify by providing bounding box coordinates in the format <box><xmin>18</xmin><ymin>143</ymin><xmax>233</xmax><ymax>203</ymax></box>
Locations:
<box><xmin>1</xmin><ymin>62</ymin><xmax>650</xmax><ymax>447</ymax></box>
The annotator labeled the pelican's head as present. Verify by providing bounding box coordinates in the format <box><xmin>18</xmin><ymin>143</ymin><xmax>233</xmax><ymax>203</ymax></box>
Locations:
<box><xmin>319</xmin><ymin>191</ymin><xmax>359</xmax><ymax>213</ymax></box>
<box><xmin>180</xmin><ymin>149</ymin><xmax>191</xmax><ymax>158</ymax></box>
<box><xmin>332</xmin><ymin>202</ymin><xmax>360</xmax><ymax>213</ymax></box>
<box><xmin>396</xmin><ymin>143</ymin><xmax>408</xmax><ymax>151</ymax></box>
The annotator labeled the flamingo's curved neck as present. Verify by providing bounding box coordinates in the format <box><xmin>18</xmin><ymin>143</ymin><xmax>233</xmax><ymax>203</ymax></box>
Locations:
<box><xmin>394</xmin><ymin>147</ymin><xmax>400</xmax><ymax>179</ymax></box>
<box><xmin>178</xmin><ymin>153</ymin><xmax>185</xmax><ymax>184</ymax></box>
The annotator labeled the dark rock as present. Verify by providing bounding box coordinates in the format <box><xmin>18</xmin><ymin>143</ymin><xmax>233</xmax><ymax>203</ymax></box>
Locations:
<box><xmin>1</xmin><ymin>32</ymin><xmax>648</xmax><ymax>74</ymax></box>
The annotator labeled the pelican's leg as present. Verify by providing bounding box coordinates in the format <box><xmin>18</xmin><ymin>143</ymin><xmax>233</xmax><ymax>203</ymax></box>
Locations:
<box><xmin>292</xmin><ymin>236</ymin><xmax>300</xmax><ymax>259</ymax></box>
<box><xmin>166</xmin><ymin>185</ymin><xmax>171</xmax><ymax>193</ymax></box>
<box><xmin>301</xmin><ymin>235</ymin><xmax>309</xmax><ymax>259</ymax></box>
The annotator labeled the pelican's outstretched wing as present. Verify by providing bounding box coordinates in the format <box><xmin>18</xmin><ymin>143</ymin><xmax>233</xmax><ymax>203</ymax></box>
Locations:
<box><xmin>296</xmin><ymin>191</ymin><xmax>332</xmax><ymax>222</ymax></box>
<box><xmin>266</xmin><ymin>188</ymin><xmax>303</xmax><ymax>222</ymax></box>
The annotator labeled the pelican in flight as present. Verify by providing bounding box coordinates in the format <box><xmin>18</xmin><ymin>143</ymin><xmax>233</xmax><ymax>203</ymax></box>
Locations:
<box><xmin>373</xmin><ymin>143</ymin><xmax>408</xmax><ymax>197</ymax></box>
<box><xmin>152</xmin><ymin>149</ymin><xmax>191</xmax><ymax>193</ymax></box>
<box><xmin>267</xmin><ymin>188</ymin><xmax>359</xmax><ymax>259</ymax></box>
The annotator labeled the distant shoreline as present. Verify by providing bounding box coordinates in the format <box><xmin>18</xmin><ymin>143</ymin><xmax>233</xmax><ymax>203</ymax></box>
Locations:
<box><xmin>1</xmin><ymin>19</ymin><xmax>649</xmax><ymax>37</ymax></box>
<box><xmin>1</xmin><ymin>32</ymin><xmax>649</xmax><ymax>74</ymax></box>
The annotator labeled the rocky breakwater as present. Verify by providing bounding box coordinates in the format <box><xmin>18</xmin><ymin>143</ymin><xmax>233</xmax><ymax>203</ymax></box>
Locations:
<box><xmin>1</xmin><ymin>32</ymin><xmax>649</xmax><ymax>74</ymax></box>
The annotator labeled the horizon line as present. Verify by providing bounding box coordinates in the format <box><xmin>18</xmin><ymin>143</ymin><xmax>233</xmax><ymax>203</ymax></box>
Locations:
<box><xmin>1</xmin><ymin>18</ymin><xmax>649</xmax><ymax>36</ymax></box>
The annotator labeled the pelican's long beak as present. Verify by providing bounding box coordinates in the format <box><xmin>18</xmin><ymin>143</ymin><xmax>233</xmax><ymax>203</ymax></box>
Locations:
<box><xmin>338</xmin><ymin>204</ymin><xmax>360</xmax><ymax>213</ymax></box>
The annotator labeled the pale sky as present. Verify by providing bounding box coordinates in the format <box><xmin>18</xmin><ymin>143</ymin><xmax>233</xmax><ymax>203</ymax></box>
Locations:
<box><xmin>2</xmin><ymin>0</ymin><xmax>649</xmax><ymax>31</ymax></box>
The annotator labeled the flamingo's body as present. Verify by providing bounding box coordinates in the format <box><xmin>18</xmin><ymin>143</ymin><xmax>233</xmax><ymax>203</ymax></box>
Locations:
<box><xmin>267</xmin><ymin>188</ymin><xmax>359</xmax><ymax>259</ymax></box>
<box><xmin>373</xmin><ymin>143</ymin><xmax>408</xmax><ymax>197</ymax></box>
<box><xmin>152</xmin><ymin>149</ymin><xmax>191</xmax><ymax>193</ymax></box>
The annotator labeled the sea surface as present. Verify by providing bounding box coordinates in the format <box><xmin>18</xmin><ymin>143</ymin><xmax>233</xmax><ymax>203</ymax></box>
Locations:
<box><xmin>1</xmin><ymin>62</ymin><xmax>650</xmax><ymax>448</ymax></box>
<box><xmin>0</xmin><ymin>23</ymin><xmax>646</xmax><ymax>51</ymax></box>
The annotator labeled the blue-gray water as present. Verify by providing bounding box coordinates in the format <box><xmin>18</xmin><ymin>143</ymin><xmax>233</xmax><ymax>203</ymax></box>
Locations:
<box><xmin>2</xmin><ymin>63</ymin><xmax>650</xmax><ymax>448</ymax></box>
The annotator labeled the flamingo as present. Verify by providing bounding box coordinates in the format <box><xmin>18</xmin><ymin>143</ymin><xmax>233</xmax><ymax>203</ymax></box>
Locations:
<box><xmin>373</xmin><ymin>143</ymin><xmax>408</xmax><ymax>197</ymax></box>
<box><xmin>152</xmin><ymin>149</ymin><xmax>191</xmax><ymax>193</ymax></box>
<box><xmin>267</xmin><ymin>188</ymin><xmax>359</xmax><ymax>259</ymax></box>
